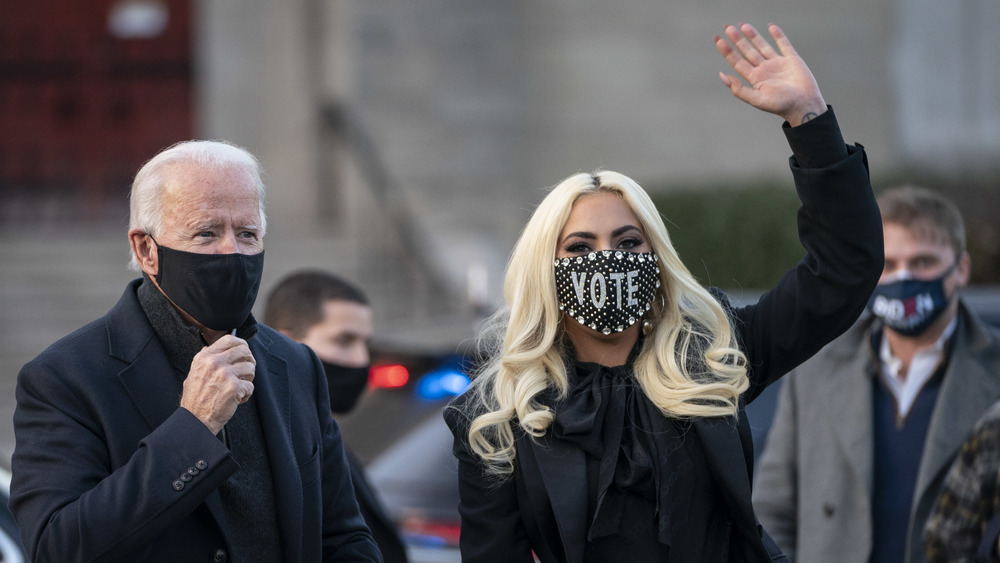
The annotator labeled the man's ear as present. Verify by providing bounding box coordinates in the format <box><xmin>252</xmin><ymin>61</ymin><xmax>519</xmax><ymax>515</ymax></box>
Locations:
<box><xmin>128</xmin><ymin>229</ymin><xmax>159</xmax><ymax>277</ymax></box>
<box><xmin>956</xmin><ymin>250</ymin><xmax>972</xmax><ymax>288</ymax></box>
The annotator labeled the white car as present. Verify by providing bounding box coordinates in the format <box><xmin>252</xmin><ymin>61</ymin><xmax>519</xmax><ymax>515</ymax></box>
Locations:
<box><xmin>0</xmin><ymin>464</ymin><xmax>27</xmax><ymax>563</ymax></box>
<box><xmin>367</xmin><ymin>413</ymin><xmax>461</xmax><ymax>563</ymax></box>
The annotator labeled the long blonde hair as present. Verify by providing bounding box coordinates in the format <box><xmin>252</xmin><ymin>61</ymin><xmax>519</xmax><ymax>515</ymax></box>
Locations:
<box><xmin>464</xmin><ymin>171</ymin><xmax>749</xmax><ymax>476</ymax></box>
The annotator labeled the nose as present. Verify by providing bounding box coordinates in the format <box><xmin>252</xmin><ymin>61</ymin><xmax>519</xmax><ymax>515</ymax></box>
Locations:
<box><xmin>351</xmin><ymin>345</ymin><xmax>371</xmax><ymax>367</ymax></box>
<box><xmin>593</xmin><ymin>238</ymin><xmax>616</xmax><ymax>252</ymax></box>
<box><xmin>217</xmin><ymin>231</ymin><xmax>239</xmax><ymax>254</ymax></box>
<box><xmin>882</xmin><ymin>268</ymin><xmax>912</xmax><ymax>283</ymax></box>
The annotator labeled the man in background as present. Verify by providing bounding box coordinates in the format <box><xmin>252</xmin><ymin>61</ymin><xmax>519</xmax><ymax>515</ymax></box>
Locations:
<box><xmin>266</xmin><ymin>270</ymin><xmax>409</xmax><ymax>563</ymax></box>
<box><xmin>753</xmin><ymin>186</ymin><xmax>1000</xmax><ymax>562</ymax></box>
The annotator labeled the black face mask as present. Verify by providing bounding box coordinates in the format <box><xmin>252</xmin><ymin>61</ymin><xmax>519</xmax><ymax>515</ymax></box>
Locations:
<box><xmin>867</xmin><ymin>263</ymin><xmax>956</xmax><ymax>337</ymax></box>
<box><xmin>322</xmin><ymin>361</ymin><xmax>370</xmax><ymax>414</ymax></box>
<box><xmin>153</xmin><ymin>239</ymin><xmax>265</xmax><ymax>331</ymax></box>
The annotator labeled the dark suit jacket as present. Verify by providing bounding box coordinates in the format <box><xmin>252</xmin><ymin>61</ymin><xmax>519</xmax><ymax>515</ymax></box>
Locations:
<box><xmin>345</xmin><ymin>449</ymin><xmax>409</xmax><ymax>563</ymax></box>
<box><xmin>10</xmin><ymin>279</ymin><xmax>382</xmax><ymax>563</ymax></box>
<box><xmin>444</xmin><ymin>138</ymin><xmax>884</xmax><ymax>562</ymax></box>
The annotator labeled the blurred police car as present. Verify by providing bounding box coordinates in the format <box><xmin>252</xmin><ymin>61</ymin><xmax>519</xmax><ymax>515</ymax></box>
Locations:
<box><xmin>362</xmin><ymin>355</ymin><xmax>469</xmax><ymax>563</ymax></box>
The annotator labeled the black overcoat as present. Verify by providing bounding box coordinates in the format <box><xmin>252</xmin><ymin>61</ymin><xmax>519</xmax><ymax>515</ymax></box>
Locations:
<box><xmin>10</xmin><ymin>279</ymin><xmax>382</xmax><ymax>562</ymax></box>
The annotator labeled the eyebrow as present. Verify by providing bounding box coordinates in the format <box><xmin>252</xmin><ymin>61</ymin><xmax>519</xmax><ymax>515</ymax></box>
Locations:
<box><xmin>561</xmin><ymin>225</ymin><xmax>642</xmax><ymax>243</ymax></box>
<box><xmin>189</xmin><ymin>220</ymin><xmax>222</xmax><ymax>232</ymax></box>
<box><xmin>187</xmin><ymin>220</ymin><xmax>262</xmax><ymax>232</ymax></box>
<box><xmin>897</xmin><ymin>253</ymin><xmax>945</xmax><ymax>265</ymax></box>
<box><xmin>612</xmin><ymin>225</ymin><xmax>642</xmax><ymax>237</ymax></box>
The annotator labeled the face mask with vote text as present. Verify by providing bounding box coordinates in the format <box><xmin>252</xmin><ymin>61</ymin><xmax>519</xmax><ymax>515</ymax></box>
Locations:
<box><xmin>554</xmin><ymin>250</ymin><xmax>660</xmax><ymax>335</ymax></box>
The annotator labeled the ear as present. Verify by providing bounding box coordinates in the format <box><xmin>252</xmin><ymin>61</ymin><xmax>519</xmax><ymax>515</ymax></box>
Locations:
<box><xmin>955</xmin><ymin>250</ymin><xmax>972</xmax><ymax>288</ymax></box>
<box><xmin>128</xmin><ymin>229</ymin><xmax>159</xmax><ymax>278</ymax></box>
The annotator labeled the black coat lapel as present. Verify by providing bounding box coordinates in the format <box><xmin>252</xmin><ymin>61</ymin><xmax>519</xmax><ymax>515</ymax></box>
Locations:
<box><xmin>526</xmin><ymin>433</ymin><xmax>588</xmax><ymax>563</ymax></box>
<box><xmin>248</xmin><ymin>332</ymin><xmax>302</xmax><ymax>563</ymax></box>
<box><xmin>116</xmin><ymin>342</ymin><xmax>183</xmax><ymax>432</ymax></box>
<box><xmin>693</xmin><ymin>415</ymin><xmax>772</xmax><ymax>562</ymax></box>
<box><xmin>108</xmin><ymin>280</ymin><xmax>183</xmax><ymax>432</ymax></box>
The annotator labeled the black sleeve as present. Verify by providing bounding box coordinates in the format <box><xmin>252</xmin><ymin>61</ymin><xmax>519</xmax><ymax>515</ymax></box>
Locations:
<box><xmin>443</xmin><ymin>396</ymin><xmax>535</xmax><ymax>563</ymax></box>
<box><xmin>731</xmin><ymin>107</ymin><xmax>884</xmax><ymax>402</ymax></box>
<box><xmin>782</xmin><ymin>105</ymin><xmax>848</xmax><ymax>169</ymax></box>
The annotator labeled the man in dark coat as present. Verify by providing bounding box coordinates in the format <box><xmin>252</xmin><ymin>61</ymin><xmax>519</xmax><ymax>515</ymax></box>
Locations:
<box><xmin>9</xmin><ymin>140</ymin><xmax>382</xmax><ymax>563</ymax></box>
<box><xmin>265</xmin><ymin>269</ymin><xmax>410</xmax><ymax>563</ymax></box>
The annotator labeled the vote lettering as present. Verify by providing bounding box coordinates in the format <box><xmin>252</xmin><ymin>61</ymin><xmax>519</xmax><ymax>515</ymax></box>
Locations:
<box><xmin>570</xmin><ymin>268</ymin><xmax>641</xmax><ymax>311</ymax></box>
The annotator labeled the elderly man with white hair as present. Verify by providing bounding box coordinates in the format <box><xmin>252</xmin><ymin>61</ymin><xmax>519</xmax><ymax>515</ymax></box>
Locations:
<box><xmin>9</xmin><ymin>140</ymin><xmax>382</xmax><ymax>563</ymax></box>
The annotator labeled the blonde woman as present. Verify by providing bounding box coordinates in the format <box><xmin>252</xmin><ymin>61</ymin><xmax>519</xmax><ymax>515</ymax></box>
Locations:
<box><xmin>444</xmin><ymin>23</ymin><xmax>884</xmax><ymax>562</ymax></box>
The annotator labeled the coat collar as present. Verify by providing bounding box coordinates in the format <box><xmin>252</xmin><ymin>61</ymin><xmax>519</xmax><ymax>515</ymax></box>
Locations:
<box><xmin>245</xmin><ymin>328</ymin><xmax>304</xmax><ymax>563</ymax></box>
<box><xmin>813</xmin><ymin>314</ymin><xmax>878</xmax><ymax>496</ymax></box>
<box><xmin>692</xmin><ymin>415</ymin><xmax>759</xmax><ymax>545</ymax></box>
<box><xmin>693</xmin><ymin>409</ymin><xmax>782</xmax><ymax>562</ymax></box>
<box><xmin>525</xmin><ymin>431</ymin><xmax>588</xmax><ymax>563</ymax></box>
<box><xmin>109</xmin><ymin>280</ymin><xmax>183</xmax><ymax>430</ymax></box>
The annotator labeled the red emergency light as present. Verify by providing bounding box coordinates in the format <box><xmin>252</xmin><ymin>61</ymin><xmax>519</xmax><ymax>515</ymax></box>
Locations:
<box><xmin>368</xmin><ymin>364</ymin><xmax>410</xmax><ymax>389</ymax></box>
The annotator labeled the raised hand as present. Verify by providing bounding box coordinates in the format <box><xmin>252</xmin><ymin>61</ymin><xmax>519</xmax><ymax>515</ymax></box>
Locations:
<box><xmin>180</xmin><ymin>334</ymin><xmax>256</xmax><ymax>434</ymax></box>
<box><xmin>715</xmin><ymin>23</ymin><xmax>827</xmax><ymax>126</ymax></box>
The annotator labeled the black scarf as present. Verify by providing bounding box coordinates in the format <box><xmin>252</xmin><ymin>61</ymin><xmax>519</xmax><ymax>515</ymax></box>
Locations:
<box><xmin>550</xmin><ymin>355</ymin><xmax>734</xmax><ymax>560</ymax></box>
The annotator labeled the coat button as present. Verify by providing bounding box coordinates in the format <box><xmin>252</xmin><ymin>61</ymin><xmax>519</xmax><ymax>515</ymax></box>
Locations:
<box><xmin>180</xmin><ymin>473</ymin><xmax>193</xmax><ymax>482</ymax></box>
<box><xmin>212</xmin><ymin>548</ymin><xmax>227</xmax><ymax>562</ymax></box>
<box><xmin>187</xmin><ymin>467</ymin><xmax>200</xmax><ymax>476</ymax></box>
<box><xmin>172</xmin><ymin>480</ymin><xmax>184</xmax><ymax>491</ymax></box>
<box><xmin>822</xmin><ymin>503</ymin><xmax>835</xmax><ymax>517</ymax></box>
<box><xmin>196</xmin><ymin>460</ymin><xmax>209</xmax><ymax>470</ymax></box>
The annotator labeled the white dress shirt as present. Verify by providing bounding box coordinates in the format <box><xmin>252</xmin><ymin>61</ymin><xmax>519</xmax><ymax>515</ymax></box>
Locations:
<box><xmin>878</xmin><ymin>316</ymin><xmax>957</xmax><ymax>420</ymax></box>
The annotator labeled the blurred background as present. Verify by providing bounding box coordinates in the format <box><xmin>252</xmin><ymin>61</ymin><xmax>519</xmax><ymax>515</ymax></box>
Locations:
<box><xmin>2</xmin><ymin>0</ymin><xmax>999</xmax><ymax>559</ymax></box>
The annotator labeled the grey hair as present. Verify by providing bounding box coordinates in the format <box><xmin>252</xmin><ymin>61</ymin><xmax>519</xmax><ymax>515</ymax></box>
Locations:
<box><xmin>127</xmin><ymin>140</ymin><xmax>267</xmax><ymax>270</ymax></box>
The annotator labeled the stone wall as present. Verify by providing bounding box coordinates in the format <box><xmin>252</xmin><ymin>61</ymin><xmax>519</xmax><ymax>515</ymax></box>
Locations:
<box><xmin>198</xmin><ymin>0</ymin><xmax>1000</xmax><ymax>345</ymax></box>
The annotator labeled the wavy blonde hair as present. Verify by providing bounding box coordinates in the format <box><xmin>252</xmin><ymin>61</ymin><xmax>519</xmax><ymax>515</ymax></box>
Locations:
<box><xmin>464</xmin><ymin>171</ymin><xmax>749</xmax><ymax>476</ymax></box>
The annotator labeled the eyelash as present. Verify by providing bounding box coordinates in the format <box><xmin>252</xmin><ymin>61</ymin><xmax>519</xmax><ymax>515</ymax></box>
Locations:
<box><xmin>192</xmin><ymin>232</ymin><xmax>259</xmax><ymax>245</ymax></box>
<box><xmin>563</xmin><ymin>237</ymin><xmax>643</xmax><ymax>254</ymax></box>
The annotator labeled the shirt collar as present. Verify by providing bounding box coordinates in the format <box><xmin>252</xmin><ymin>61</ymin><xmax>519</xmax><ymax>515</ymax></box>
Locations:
<box><xmin>878</xmin><ymin>315</ymin><xmax>957</xmax><ymax>366</ymax></box>
<box><xmin>876</xmin><ymin>315</ymin><xmax>956</xmax><ymax>419</ymax></box>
